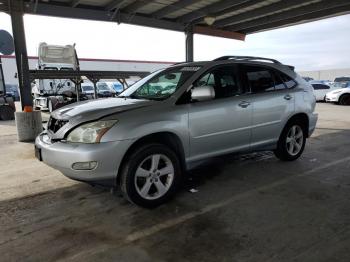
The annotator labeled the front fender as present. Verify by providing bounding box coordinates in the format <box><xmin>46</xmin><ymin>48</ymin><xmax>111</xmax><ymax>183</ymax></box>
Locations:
<box><xmin>100</xmin><ymin>104</ymin><xmax>190</xmax><ymax>157</ymax></box>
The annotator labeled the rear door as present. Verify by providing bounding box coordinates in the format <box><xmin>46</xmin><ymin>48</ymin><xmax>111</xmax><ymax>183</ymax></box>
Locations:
<box><xmin>240</xmin><ymin>65</ymin><xmax>295</xmax><ymax>149</ymax></box>
<box><xmin>188</xmin><ymin>64</ymin><xmax>252</xmax><ymax>161</ymax></box>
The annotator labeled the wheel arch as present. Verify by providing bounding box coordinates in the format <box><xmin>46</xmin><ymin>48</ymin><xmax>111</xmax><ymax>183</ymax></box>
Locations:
<box><xmin>283</xmin><ymin>113</ymin><xmax>310</xmax><ymax>137</ymax></box>
<box><xmin>116</xmin><ymin>131</ymin><xmax>186</xmax><ymax>186</ymax></box>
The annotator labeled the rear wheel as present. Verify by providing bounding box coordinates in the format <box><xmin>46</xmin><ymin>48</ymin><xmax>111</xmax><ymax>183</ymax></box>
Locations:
<box><xmin>274</xmin><ymin>121</ymin><xmax>306</xmax><ymax>161</ymax></box>
<box><xmin>339</xmin><ymin>94</ymin><xmax>350</xmax><ymax>105</ymax></box>
<box><xmin>120</xmin><ymin>144</ymin><xmax>182</xmax><ymax>208</ymax></box>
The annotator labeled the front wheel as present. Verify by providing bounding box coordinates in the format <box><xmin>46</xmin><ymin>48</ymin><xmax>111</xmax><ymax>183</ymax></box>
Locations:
<box><xmin>274</xmin><ymin>122</ymin><xmax>306</xmax><ymax>161</ymax></box>
<box><xmin>339</xmin><ymin>94</ymin><xmax>350</xmax><ymax>105</ymax></box>
<box><xmin>120</xmin><ymin>144</ymin><xmax>182</xmax><ymax>208</ymax></box>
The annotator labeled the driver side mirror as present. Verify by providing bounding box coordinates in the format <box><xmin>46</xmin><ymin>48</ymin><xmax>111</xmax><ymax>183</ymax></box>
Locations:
<box><xmin>191</xmin><ymin>86</ymin><xmax>215</xmax><ymax>102</ymax></box>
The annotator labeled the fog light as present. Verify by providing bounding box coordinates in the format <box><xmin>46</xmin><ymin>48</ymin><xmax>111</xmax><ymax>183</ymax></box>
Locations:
<box><xmin>72</xmin><ymin>161</ymin><xmax>98</xmax><ymax>170</ymax></box>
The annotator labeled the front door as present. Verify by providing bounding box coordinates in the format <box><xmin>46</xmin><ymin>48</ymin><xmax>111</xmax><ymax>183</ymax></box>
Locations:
<box><xmin>188</xmin><ymin>65</ymin><xmax>252</xmax><ymax>161</ymax></box>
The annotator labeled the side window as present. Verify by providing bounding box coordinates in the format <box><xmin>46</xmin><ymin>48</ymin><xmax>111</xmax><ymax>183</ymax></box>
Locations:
<box><xmin>244</xmin><ymin>66</ymin><xmax>275</xmax><ymax>93</ymax></box>
<box><xmin>193</xmin><ymin>65</ymin><xmax>241</xmax><ymax>99</ymax></box>
<box><xmin>194</xmin><ymin>73</ymin><xmax>215</xmax><ymax>87</ymax></box>
<box><xmin>273</xmin><ymin>72</ymin><xmax>286</xmax><ymax>90</ymax></box>
<box><xmin>312</xmin><ymin>84</ymin><xmax>330</xmax><ymax>90</ymax></box>
<box><xmin>280</xmin><ymin>72</ymin><xmax>297</xmax><ymax>88</ymax></box>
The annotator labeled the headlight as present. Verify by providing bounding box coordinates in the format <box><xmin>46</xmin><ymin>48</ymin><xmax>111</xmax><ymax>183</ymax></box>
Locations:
<box><xmin>66</xmin><ymin>120</ymin><xmax>118</xmax><ymax>143</ymax></box>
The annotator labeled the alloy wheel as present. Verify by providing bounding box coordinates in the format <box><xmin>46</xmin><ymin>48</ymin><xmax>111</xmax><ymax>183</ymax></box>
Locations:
<box><xmin>134</xmin><ymin>154</ymin><xmax>174</xmax><ymax>200</ymax></box>
<box><xmin>286</xmin><ymin>125</ymin><xmax>304</xmax><ymax>156</ymax></box>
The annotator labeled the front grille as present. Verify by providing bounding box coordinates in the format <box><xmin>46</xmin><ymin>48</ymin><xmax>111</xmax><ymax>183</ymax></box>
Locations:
<box><xmin>47</xmin><ymin>117</ymin><xmax>68</xmax><ymax>133</ymax></box>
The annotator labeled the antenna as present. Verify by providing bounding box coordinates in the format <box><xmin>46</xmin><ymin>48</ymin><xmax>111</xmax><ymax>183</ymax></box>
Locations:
<box><xmin>0</xmin><ymin>30</ymin><xmax>15</xmax><ymax>55</ymax></box>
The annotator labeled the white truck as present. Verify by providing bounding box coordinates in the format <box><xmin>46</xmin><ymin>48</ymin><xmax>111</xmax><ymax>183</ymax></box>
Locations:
<box><xmin>32</xmin><ymin>43</ymin><xmax>83</xmax><ymax>112</ymax></box>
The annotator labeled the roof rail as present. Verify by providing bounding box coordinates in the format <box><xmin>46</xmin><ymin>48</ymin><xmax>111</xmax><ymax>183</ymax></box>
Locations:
<box><xmin>213</xmin><ymin>56</ymin><xmax>282</xmax><ymax>64</ymax></box>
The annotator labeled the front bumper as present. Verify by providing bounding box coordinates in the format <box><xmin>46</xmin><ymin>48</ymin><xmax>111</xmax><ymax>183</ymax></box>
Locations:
<box><xmin>35</xmin><ymin>133</ymin><xmax>134</xmax><ymax>185</ymax></box>
<box><xmin>325</xmin><ymin>95</ymin><xmax>338</xmax><ymax>102</ymax></box>
<box><xmin>34</xmin><ymin>97</ymin><xmax>48</xmax><ymax>109</ymax></box>
<box><xmin>308</xmin><ymin>113</ymin><xmax>318</xmax><ymax>137</ymax></box>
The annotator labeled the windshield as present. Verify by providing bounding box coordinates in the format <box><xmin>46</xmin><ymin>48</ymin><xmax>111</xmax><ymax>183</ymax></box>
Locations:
<box><xmin>332</xmin><ymin>82</ymin><xmax>349</xmax><ymax>88</ymax></box>
<box><xmin>334</xmin><ymin>77</ymin><xmax>350</xmax><ymax>82</ymax></box>
<box><xmin>119</xmin><ymin>66</ymin><xmax>199</xmax><ymax>100</ymax></box>
<box><xmin>97</xmin><ymin>83</ymin><xmax>110</xmax><ymax>91</ymax></box>
<box><xmin>82</xmin><ymin>85</ymin><xmax>94</xmax><ymax>91</ymax></box>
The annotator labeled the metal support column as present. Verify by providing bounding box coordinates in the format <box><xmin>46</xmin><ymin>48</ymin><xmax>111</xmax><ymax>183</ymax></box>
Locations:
<box><xmin>185</xmin><ymin>26</ymin><xmax>194</xmax><ymax>62</ymax></box>
<box><xmin>10</xmin><ymin>0</ymin><xmax>33</xmax><ymax>110</ymax></box>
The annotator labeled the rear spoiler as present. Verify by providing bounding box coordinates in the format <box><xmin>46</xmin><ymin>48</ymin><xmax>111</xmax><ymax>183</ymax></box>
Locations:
<box><xmin>286</xmin><ymin>65</ymin><xmax>295</xmax><ymax>71</ymax></box>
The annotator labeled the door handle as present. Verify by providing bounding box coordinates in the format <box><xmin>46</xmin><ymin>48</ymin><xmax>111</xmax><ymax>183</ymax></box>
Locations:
<box><xmin>284</xmin><ymin>94</ymin><xmax>292</xmax><ymax>100</ymax></box>
<box><xmin>238</xmin><ymin>101</ymin><xmax>250</xmax><ymax>108</ymax></box>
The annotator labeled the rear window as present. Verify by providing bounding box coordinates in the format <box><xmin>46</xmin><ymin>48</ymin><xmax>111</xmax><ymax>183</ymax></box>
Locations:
<box><xmin>244</xmin><ymin>66</ymin><xmax>275</xmax><ymax>93</ymax></box>
<box><xmin>279</xmin><ymin>72</ymin><xmax>297</xmax><ymax>88</ymax></box>
<box><xmin>242</xmin><ymin>65</ymin><xmax>297</xmax><ymax>92</ymax></box>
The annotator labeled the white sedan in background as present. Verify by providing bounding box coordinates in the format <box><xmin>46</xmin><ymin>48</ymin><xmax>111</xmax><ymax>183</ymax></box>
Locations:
<box><xmin>325</xmin><ymin>82</ymin><xmax>350</xmax><ymax>105</ymax></box>
<box><xmin>310</xmin><ymin>81</ymin><xmax>338</xmax><ymax>101</ymax></box>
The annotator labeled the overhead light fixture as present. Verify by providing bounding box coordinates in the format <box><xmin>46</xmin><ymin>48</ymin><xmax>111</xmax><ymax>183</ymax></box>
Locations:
<box><xmin>204</xmin><ymin>16</ymin><xmax>216</xmax><ymax>26</ymax></box>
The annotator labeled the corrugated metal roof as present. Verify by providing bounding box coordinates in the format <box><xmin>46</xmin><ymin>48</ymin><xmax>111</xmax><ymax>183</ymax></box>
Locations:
<box><xmin>1</xmin><ymin>0</ymin><xmax>349</xmax><ymax>37</ymax></box>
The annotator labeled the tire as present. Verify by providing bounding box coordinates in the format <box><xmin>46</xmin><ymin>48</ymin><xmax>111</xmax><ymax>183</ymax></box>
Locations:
<box><xmin>5</xmin><ymin>97</ymin><xmax>16</xmax><ymax>111</ymax></box>
<box><xmin>120</xmin><ymin>143</ymin><xmax>182</xmax><ymax>208</ymax></box>
<box><xmin>339</xmin><ymin>94</ymin><xmax>350</xmax><ymax>105</ymax></box>
<box><xmin>274</xmin><ymin>120</ymin><xmax>306</xmax><ymax>161</ymax></box>
<box><xmin>0</xmin><ymin>105</ymin><xmax>15</xmax><ymax>120</ymax></box>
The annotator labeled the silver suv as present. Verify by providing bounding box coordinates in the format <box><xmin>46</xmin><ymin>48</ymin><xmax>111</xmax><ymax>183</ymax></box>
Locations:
<box><xmin>35</xmin><ymin>56</ymin><xmax>318</xmax><ymax>207</ymax></box>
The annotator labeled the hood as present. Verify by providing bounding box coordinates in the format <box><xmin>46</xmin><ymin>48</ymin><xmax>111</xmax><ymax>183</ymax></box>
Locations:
<box><xmin>328</xmin><ymin>88</ymin><xmax>349</xmax><ymax>95</ymax></box>
<box><xmin>52</xmin><ymin>97</ymin><xmax>154</xmax><ymax>120</ymax></box>
<box><xmin>48</xmin><ymin>98</ymin><xmax>155</xmax><ymax>140</ymax></box>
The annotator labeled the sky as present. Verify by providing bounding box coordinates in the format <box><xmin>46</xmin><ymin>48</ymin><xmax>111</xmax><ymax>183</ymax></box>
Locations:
<box><xmin>1</xmin><ymin>12</ymin><xmax>350</xmax><ymax>71</ymax></box>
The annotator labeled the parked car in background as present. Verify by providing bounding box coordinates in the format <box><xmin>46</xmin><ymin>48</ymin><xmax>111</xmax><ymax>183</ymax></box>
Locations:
<box><xmin>317</xmin><ymin>80</ymin><xmax>332</xmax><ymax>85</ymax></box>
<box><xmin>106</xmin><ymin>81</ymin><xmax>124</xmax><ymax>94</ymax></box>
<box><xmin>35</xmin><ymin>56</ymin><xmax>318</xmax><ymax>207</ymax></box>
<box><xmin>326</xmin><ymin>84</ymin><xmax>350</xmax><ymax>105</ymax></box>
<box><xmin>5</xmin><ymin>84</ymin><xmax>20</xmax><ymax>101</ymax></box>
<box><xmin>310</xmin><ymin>81</ymin><xmax>339</xmax><ymax>102</ymax></box>
<box><xmin>81</xmin><ymin>83</ymin><xmax>95</xmax><ymax>98</ymax></box>
<box><xmin>334</xmin><ymin>77</ymin><xmax>350</xmax><ymax>83</ymax></box>
<box><xmin>107</xmin><ymin>79</ymin><xmax>139</xmax><ymax>95</ymax></box>
<box><xmin>97</xmin><ymin>82</ymin><xmax>116</xmax><ymax>97</ymax></box>
<box><xmin>302</xmin><ymin>76</ymin><xmax>314</xmax><ymax>82</ymax></box>
<box><xmin>81</xmin><ymin>82</ymin><xmax>116</xmax><ymax>98</ymax></box>
<box><xmin>331</xmin><ymin>81</ymin><xmax>350</xmax><ymax>89</ymax></box>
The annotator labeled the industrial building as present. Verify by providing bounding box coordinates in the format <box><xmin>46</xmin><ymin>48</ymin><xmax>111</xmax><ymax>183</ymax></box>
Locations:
<box><xmin>300</xmin><ymin>68</ymin><xmax>350</xmax><ymax>81</ymax></box>
<box><xmin>1</xmin><ymin>54</ymin><xmax>173</xmax><ymax>85</ymax></box>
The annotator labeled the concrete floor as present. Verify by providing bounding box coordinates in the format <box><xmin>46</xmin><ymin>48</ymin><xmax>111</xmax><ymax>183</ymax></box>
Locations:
<box><xmin>1</xmin><ymin>103</ymin><xmax>350</xmax><ymax>262</ymax></box>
